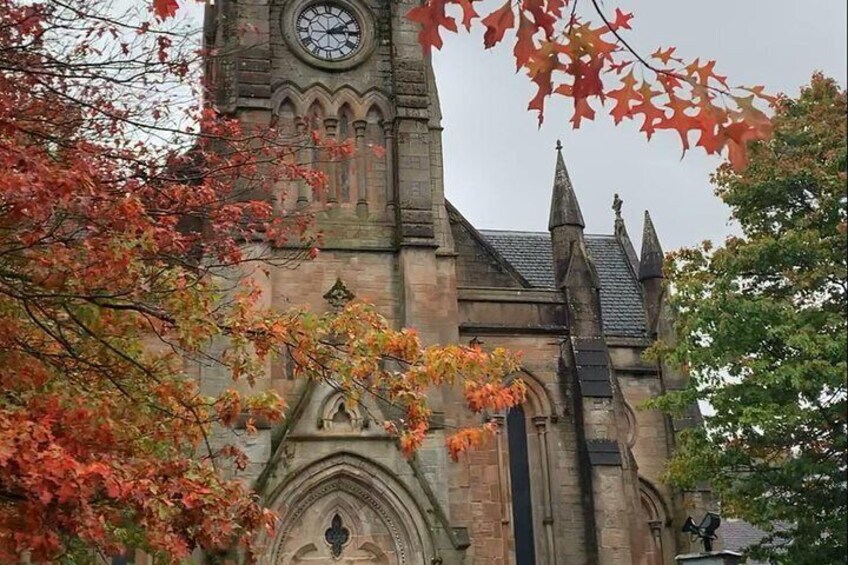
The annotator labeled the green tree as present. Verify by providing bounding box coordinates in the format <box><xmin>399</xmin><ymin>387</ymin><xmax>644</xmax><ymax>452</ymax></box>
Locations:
<box><xmin>653</xmin><ymin>74</ymin><xmax>847</xmax><ymax>563</ymax></box>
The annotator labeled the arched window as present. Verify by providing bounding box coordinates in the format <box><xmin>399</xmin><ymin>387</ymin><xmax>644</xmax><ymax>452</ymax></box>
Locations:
<box><xmin>639</xmin><ymin>478</ymin><xmax>672</xmax><ymax>565</ymax></box>
<box><xmin>507</xmin><ymin>404</ymin><xmax>537</xmax><ymax>565</ymax></box>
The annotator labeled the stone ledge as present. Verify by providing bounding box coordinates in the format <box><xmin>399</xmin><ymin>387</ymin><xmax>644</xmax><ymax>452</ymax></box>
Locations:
<box><xmin>459</xmin><ymin>323</ymin><xmax>569</xmax><ymax>335</ymax></box>
<box><xmin>457</xmin><ymin>287</ymin><xmax>565</xmax><ymax>304</ymax></box>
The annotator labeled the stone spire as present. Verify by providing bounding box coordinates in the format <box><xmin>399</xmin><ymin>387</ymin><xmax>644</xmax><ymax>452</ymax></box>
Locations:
<box><xmin>638</xmin><ymin>211</ymin><xmax>664</xmax><ymax>281</ymax></box>
<box><xmin>548</xmin><ymin>140</ymin><xmax>585</xmax><ymax>230</ymax></box>
<box><xmin>639</xmin><ymin>210</ymin><xmax>665</xmax><ymax>335</ymax></box>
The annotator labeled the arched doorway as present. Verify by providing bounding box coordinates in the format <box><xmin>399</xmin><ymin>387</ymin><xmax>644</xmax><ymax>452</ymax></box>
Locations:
<box><xmin>266</xmin><ymin>453</ymin><xmax>435</xmax><ymax>565</ymax></box>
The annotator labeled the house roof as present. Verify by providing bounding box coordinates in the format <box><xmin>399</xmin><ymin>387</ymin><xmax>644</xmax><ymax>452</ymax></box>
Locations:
<box><xmin>720</xmin><ymin>519</ymin><xmax>790</xmax><ymax>564</ymax></box>
<box><xmin>479</xmin><ymin>230</ymin><xmax>648</xmax><ymax>338</ymax></box>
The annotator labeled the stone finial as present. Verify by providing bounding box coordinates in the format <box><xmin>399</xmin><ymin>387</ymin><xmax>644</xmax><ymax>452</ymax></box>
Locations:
<box><xmin>548</xmin><ymin>140</ymin><xmax>585</xmax><ymax>230</ymax></box>
<box><xmin>612</xmin><ymin>193</ymin><xmax>623</xmax><ymax>218</ymax></box>
<box><xmin>323</xmin><ymin>278</ymin><xmax>355</xmax><ymax>309</ymax></box>
<box><xmin>638</xmin><ymin>211</ymin><xmax>664</xmax><ymax>281</ymax></box>
<box><xmin>612</xmin><ymin>193</ymin><xmax>640</xmax><ymax>273</ymax></box>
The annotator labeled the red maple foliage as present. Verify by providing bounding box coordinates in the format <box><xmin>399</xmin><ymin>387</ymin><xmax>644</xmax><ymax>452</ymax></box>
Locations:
<box><xmin>0</xmin><ymin>1</ymin><xmax>523</xmax><ymax>562</ymax></box>
<box><xmin>407</xmin><ymin>0</ymin><xmax>775</xmax><ymax>168</ymax></box>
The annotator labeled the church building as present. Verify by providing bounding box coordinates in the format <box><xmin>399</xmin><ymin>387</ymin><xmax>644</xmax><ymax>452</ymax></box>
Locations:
<box><xmin>199</xmin><ymin>1</ymin><xmax>713</xmax><ymax>563</ymax></box>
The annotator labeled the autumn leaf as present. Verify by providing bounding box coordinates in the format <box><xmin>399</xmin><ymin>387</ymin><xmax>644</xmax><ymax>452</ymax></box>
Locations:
<box><xmin>514</xmin><ymin>11</ymin><xmax>536</xmax><ymax>69</ymax></box>
<box><xmin>152</xmin><ymin>0</ymin><xmax>179</xmax><ymax>20</ymax></box>
<box><xmin>655</xmin><ymin>95</ymin><xmax>700</xmax><ymax>152</ymax></box>
<box><xmin>526</xmin><ymin>41</ymin><xmax>560</xmax><ymax>124</ymax></box>
<box><xmin>523</xmin><ymin>0</ymin><xmax>556</xmax><ymax>38</ymax></box>
<box><xmin>407</xmin><ymin>0</ymin><xmax>457</xmax><ymax>52</ymax></box>
<box><xmin>406</xmin><ymin>0</ymin><xmax>774</xmax><ymax>168</ymax></box>
<box><xmin>609</xmin><ymin>8</ymin><xmax>633</xmax><ymax>31</ymax></box>
<box><xmin>607</xmin><ymin>70</ymin><xmax>640</xmax><ymax>124</ymax></box>
<box><xmin>651</xmin><ymin>46</ymin><xmax>678</xmax><ymax>64</ymax></box>
<box><xmin>482</xmin><ymin>0</ymin><xmax>515</xmax><ymax>48</ymax></box>
<box><xmin>630</xmin><ymin>82</ymin><xmax>667</xmax><ymax>139</ymax></box>
<box><xmin>457</xmin><ymin>0</ymin><xmax>479</xmax><ymax>30</ymax></box>
<box><xmin>685</xmin><ymin>58</ymin><xmax>729</xmax><ymax>89</ymax></box>
<box><xmin>692</xmin><ymin>102</ymin><xmax>727</xmax><ymax>155</ymax></box>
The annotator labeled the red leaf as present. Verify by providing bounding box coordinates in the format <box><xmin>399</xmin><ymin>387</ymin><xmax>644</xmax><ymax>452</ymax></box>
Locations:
<box><xmin>526</xmin><ymin>41</ymin><xmax>560</xmax><ymax>124</ymax></box>
<box><xmin>482</xmin><ymin>0</ymin><xmax>515</xmax><ymax>48</ymax></box>
<box><xmin>566</xmin><ymin>57</ymin><xmax>604</xmax><ymax>128</ymax></box>
<box><xmin>685</xmin><ymin>58</ymin><xmax>729</xmax><ymax>89</ymax></box>
<box><xmin>514</xmin><ymin>11</ymin><xmax>536</xmax><ymax>69</ymax></box>
<box><xmin>152</xmin><ymin>0</ymin><xmax>179</xmax><ymax>20</ymax></box>
<box><xmin>651</xmin><ymin>46</ymin><xmax>678</xmax><ymax>65</ymax></box>
<box><xmin>457</xmin><ymin>0</ymin><xmax>479</xmax><ymax>30</ymax></box>
<box><xmin>522</xmin><ymin>0</ymin><xmax>556</xmax><ymax>38</ymax></box>
<box><xmin>610</xmin><ymin>8</ymin><xmax>633</xmax><ymax>31</ymax></box>
<box><xmin>407</xmin><ymin>0</ymin><xmax>457</xmax><ymax>53</ymax></box>
<box><xmin>607</xmin><ymin>70</ymin><xmax>640</xmax><ymax>124</ymax></box>
<box><xmin>630</xmin><ymin>82</ymin><xmax>666</xmax><ymax>139</ymax></box>
<box><xmin>655</xmin><ymin>95</ymin><xmax>700</xmax><ymax>152</ymax></box>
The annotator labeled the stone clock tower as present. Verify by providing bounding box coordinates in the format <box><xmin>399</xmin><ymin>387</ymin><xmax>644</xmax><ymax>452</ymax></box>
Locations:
<box><xmin>204</xmin><ymin>0</ymin><xmax>448</xmax><ymax>249</ymax></box>
<box><xmin>203</xmin><ymin>0</ymin><xmax>469</xmax><ymax>563</ymax></box>
<box><xmin>200</xmin><ymin>2</ymin><xmax>711</xmax><ymax>564</ymax></box>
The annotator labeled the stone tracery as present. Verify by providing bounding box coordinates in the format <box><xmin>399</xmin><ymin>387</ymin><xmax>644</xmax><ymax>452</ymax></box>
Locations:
<box><xmin>269</xmin><ymin>84</ymin><xmax>393</xmax><ymax>215</ymax></box>
<box><xmin>266</xmin><ymin>453</ymin><xmax>435</xmax><ymax>565</ymax></box>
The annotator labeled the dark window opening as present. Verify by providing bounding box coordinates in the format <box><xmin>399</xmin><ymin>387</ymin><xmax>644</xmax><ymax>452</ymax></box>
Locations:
<box><xmin>507</xmin><ymin>404</ymin><xmax>537</xmax><ymax>565</ymax></box>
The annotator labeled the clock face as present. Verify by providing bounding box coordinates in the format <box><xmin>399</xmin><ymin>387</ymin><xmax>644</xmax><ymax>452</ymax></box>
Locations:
<box><xmin>296</xmin><ymin>3</ymin><xmax>362</xmax><ymax>61</ymax></box>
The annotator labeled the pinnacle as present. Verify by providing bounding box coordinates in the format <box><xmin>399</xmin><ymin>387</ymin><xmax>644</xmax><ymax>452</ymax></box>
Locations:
<box><xmin>638</xmin><ymin>210</ymin><xmax>664</xmax><ymax>280</ymax></box>
<box><xmin>548</xmin><ymin>141</ymin><xmax>585</xmax><ymax>230</ymax></box>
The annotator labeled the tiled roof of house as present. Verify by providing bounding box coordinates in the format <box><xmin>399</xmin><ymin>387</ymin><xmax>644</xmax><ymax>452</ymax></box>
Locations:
<box><xmin>479</xmin><ymin>230</ymin><xmax>647</xmax><ymax>338</ymax></box>
<box><xmin>720</xmin><ymin>519</ymin><xmax>790</xmax><ymax>564</ymax></box>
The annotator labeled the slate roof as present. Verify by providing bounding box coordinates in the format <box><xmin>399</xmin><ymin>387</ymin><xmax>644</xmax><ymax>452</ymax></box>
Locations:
<box><xmin>479</xmin><ymin>230</ymin><xmax>647</xmax><ymax>338</ymax></box>
<box><xmin>720</xmin><ymin>519</ymin><xmax>789</xmax><ymax>564</ymax></box>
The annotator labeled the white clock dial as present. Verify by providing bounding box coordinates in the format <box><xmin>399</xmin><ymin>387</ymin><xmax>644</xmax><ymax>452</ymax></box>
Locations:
<box><xmin>296</xmin><ymin>3</ymin><xmax>362</xmax><ymax>61</ymax></box>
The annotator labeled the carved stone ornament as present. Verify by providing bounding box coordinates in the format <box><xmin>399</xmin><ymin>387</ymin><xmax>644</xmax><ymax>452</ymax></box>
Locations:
<box><xmin>324</xmin><ymin>513</ymin><xmax>350</xmax><ymax>557</ymax></box>
<box><xmin>323</xmin><ymin>278</ymin><xmax>355</xmax><ymax>309</ymax></box>
<box><xmin>612</xmin><ymin>193</ymin><xmax>623</xmax><ymax>218</ymax></box>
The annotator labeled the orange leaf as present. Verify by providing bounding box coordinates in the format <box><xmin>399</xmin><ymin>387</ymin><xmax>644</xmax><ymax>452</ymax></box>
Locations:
<box><xmin>655</xmin><ymin>95</ymin><xmax>700</xmax><ymax>153</ymax></box>
<box><xmin>607</xmin><ymin>70</ymin><xmax>640</xmax><ymax>124</ymax></box>
<box><xmin>630</xmin><ymin>82</ymin><xmax>666</xmax><ymax>139</ymax></box>
<box><xmin>526</xmin><ymin>41</ymin><xmax>559</xmax><ymax>125</ymax></box>
<box><xmin>651</xmin><ymin>46</ymin><xmax>678</xmax><ymax>65</ymax></box>
<box><xmin>482</xmin><ymin>0</ymin><xmax>515</xmax><ymax>49</ymax></box>
<box><xmin>685</xmin><ymin>58</ymin><xmax>728</xmax><ymax>89</ymax></box>
<box><xmin>609</xmin><ymin>8</ymin><xmax>633</xmax><ymax>31</ymax></box>
<box><xmin>514</xmin><ymin>11</ymin><xmax>536</xmax><ymax>69</ymax></box>
<box><xmin>407</xmin><ymin>0</ymin><xmax>457</xmax><ymax>53</ymax></box>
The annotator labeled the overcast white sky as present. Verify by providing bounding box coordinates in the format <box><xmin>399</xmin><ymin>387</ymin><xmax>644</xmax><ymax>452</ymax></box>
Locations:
<box><xmin>433</xmin><ymin>1</ymin><xmax>847</xmax><ymax>251</ymax></box>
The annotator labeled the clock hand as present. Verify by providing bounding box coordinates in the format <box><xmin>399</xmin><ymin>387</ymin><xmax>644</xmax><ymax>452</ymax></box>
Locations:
<box><xmin>327</xmin><ymin>26</ymin><xmax>359</xmax><ymax>35</ymax></box>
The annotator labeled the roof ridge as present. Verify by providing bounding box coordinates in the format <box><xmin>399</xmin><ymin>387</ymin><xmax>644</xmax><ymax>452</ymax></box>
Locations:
<box><xmin>478</xmin><ymin>228</ymin><xmax>548</xmax><ymax>235</ymax></box>
<box><xmin>478</xmin><ymin>228</ymin><xmax>616</xmax><ymax>239</ymax></box>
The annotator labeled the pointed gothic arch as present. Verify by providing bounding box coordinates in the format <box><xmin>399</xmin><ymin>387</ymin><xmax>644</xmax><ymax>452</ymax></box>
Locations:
<box><xmin>264</xmin><ymin>452</ymin><xmax>436</xmax><ymax>565</ymax></box>
<box><xmin>498</xmin><ymin>370</ymin><xmax>557</xmax><ymax>565</ymax></box>
<box><xmin>638</xmin><ymin>477</ymin><xmax>673</xmax><ymax>565</ymax></box>
<box><xmin>318</xmin><ymin>389</ymin><xmax>366</xmax><ymax>433</ymax></box>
